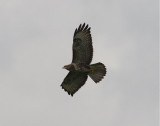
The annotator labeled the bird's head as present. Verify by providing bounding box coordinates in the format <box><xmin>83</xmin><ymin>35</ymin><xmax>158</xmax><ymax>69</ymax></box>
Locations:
<box><xmin>63</xmin><ymin>64</ymin><xmax>74</xmax><ymax>71</ymax></box>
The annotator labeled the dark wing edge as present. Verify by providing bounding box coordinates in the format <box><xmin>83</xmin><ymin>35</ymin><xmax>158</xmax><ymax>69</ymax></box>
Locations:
<box><xmin>72</xmin><ymin>23</ymin><xmax>93</xmax><ymax>65</ymax></box>
<box><xmin>74</xmin><ymin>23</ymin><xmax>90</xmax><ymax>36</ymax></box>
<box><xmin>61</xmin><ymin>71</ymin><xmax>88</xmax><ymax>96</ymax></box>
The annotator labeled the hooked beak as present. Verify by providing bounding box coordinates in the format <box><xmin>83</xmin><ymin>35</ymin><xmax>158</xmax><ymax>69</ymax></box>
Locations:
<box><xmin>62</xmin><ymin>66</ymin><xmax>66</xmax><ymax>69</ymax></box>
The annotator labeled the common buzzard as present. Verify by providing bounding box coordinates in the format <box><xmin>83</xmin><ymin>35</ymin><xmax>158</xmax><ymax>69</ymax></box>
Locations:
<box><xmin>61</xmin><ymin>23</ymin><xmax>106</xmax><ymax>96</ymax></box>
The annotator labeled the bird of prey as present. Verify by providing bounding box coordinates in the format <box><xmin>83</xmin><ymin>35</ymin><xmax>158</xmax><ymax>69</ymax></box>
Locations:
<box><xmin>61</xmin><ymin>23</ymin><xmax>106</xmax><ymax>96</ymax></box>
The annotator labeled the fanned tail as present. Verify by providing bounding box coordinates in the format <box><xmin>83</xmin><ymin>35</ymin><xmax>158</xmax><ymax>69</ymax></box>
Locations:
<box><xmin>89</xmin><ymin>62</ymin><xmax>106</xmax><ymax>83</ymax></box>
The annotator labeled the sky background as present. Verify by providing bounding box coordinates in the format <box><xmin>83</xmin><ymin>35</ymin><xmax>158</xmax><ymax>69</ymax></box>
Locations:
<box><xmin>0</xmin><ymin>0</ymin><xmax>159</xmax><ymax>126</ymax></box>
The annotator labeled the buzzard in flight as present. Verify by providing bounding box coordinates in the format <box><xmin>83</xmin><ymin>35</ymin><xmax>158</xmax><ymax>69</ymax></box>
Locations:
<box><xmin>61</xmin><ymin>23</ymin><xmax>106</xmax><ymax>96</ymax></box>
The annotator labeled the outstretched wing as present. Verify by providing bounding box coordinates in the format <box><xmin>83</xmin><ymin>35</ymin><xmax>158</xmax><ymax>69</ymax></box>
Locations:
<box><xmin>72</xmin><ymin>23</ymin><xmax>93</xmax><ymax>65</ymax></box>
<box><xmin>61</xmin><ymin>71</ymin><xmax>88</xmax><ymax>96</ymax></box>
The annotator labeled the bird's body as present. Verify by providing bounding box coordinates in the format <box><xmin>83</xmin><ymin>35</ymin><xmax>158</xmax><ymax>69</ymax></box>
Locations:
<box><xmin>63</xmin><ymin>63</ymin><xmax>90</xmax><ymax>72</ymax></box>
<box><xmin>61</xmin><ymin>23</ymin><xmax>106</xmax><ymax>96</ymax></box>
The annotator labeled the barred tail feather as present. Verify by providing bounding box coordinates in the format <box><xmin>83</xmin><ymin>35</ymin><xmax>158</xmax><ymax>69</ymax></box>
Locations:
<box><xmin>89</xmin><ymin>62</ymin><xmax>106</xmax><ymax>83</ymax></box>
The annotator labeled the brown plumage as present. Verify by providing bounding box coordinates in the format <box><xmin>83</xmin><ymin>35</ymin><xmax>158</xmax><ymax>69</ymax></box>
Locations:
<box><xmin>72</xmin><ymin>23</ymin><xmax>93</xmax><ymax>64</ymax></box>
<box><xmin>61</xmin><ymin>23</ymin><xmax>106</xmax><ymax>96</ymax></box>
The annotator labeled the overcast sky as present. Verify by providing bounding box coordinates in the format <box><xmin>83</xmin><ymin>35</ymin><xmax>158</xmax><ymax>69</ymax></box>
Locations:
<box><xmin>0</xmin><ymin>0</ymin><xmax>159</xmax><ymax>126</ymax></box>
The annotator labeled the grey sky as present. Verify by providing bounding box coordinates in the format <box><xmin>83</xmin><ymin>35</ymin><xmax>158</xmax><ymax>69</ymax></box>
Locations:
<box><xmin>0</xmin><ymin>0</ymin><xmax>159</xmax><ymax>126</ymax></box>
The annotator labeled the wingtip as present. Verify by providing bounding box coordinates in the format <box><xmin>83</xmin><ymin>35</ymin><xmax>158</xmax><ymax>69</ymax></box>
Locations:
<box><xmin>77</xmin><ymin>23</ymin><xmax>91</xmax><ymax>32</ymax></box>
<box><xmin>60</xmin><ymin>85</ymin><xmax>75</xmax><ymax>97</ymax></box>
<box><xmin>78</xmin><ymin>24</ymin><xmax>82</xmax><ymax>31</ymax></box>
<box><xmin>81</xmin><ymin>23</ymin><xmax>86</xmax><ymax>31</ymax></box>
<box><xmin>74</xmin><ymin>28</ymin><xmax>77</xmax><ymax>36</ymax></box>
